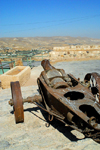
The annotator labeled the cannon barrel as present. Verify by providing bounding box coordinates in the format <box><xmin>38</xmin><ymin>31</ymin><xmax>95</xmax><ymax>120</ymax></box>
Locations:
<box><xmin>41</xmin><ymin>59</ymin><xmax>55</xmax><ymax>71</ymax></box>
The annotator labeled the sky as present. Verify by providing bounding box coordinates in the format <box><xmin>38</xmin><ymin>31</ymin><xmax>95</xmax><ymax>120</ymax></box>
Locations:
<box><xmin>0</xmin><ymin>0</ymin><xmax>100</xmax><ymax>38</ymax></box>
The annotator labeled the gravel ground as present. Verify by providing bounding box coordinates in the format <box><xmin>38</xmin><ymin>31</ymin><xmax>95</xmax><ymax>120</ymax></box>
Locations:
<box><xmin>0</xmin><ymin>60</ymin><xmax>100</xmax><ymax>150</ymax></box>
<box><xmin>54</xmin><ymin>59</ymin><xmax>100</xmax><ymax>81</ymax></box>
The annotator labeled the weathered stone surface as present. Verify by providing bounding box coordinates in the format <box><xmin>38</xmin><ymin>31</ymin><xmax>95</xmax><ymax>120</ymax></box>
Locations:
<box><xmin>50</xmin><ymin>49</ymin><xmax>100</xmax><ymax>60</ymax></box>
<box><xmin>0</xmin><ymin>66</ymin><xmax>31</xmax><ymax>89</ymax></box>
<box><xmin>0</xmin><ymin>140</ymin><xmax>10</xmax><ymax>149</ymax></box>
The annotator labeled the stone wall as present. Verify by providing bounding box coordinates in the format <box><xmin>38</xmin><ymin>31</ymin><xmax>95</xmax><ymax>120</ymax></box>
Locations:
<box><xmin>53</xmin><ymin>45</ymin><xmax>100</xmax><ymax>51</ymax></box>
<box><xmin>50</xmin><ymin>45</ymin><xmax>100</xmax><ymax>60</ymax></box>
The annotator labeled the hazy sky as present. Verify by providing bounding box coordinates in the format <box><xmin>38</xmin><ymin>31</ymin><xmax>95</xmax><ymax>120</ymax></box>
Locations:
<box><xmin>0</xmin><ymin>0</ymin><xmax>100</xmax><ymax>38</ymax></box>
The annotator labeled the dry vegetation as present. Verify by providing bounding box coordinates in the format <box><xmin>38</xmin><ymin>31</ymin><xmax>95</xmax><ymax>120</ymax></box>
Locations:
<box><xmin>0</xmin><ymin>36</ymin><xmax>100</xmax><ymax>51</ymax></box>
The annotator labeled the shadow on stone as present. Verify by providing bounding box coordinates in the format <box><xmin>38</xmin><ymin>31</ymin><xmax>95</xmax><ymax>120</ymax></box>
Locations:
<box><xmin>0</xmin><ymin>140</ymin><xmax>10</xmax><ymax>149</ymax></box>
<box><xmin>10</xmin><ymin>106</ymin><xmax>85</xmax><ymax>142</ymax></box>
<box><xmin>40</xmin><ymin>109</ymin><xmax>84</xmax><ymax>142</ymax></box>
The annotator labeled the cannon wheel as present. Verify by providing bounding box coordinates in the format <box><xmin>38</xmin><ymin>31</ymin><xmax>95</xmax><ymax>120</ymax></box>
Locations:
<box><xmin>11</xmin><ymin>81</ymin><xmax>24</xmax><ymax>123</ymax></box>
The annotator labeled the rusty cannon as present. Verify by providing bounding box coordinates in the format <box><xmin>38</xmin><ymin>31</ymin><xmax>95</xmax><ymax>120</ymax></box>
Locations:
<box><xmin>9</xmin><ymin>59</ymin><xmax>100</xmax><ymax>143</ymax></box>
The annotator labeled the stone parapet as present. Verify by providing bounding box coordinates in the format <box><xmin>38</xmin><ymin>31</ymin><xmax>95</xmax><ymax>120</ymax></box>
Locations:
<box><xmin>53</xmin><ymin>45</ymin><xmax>100</xmax><ymax>51</ymax></box>
<box><xmin>49</xmin><ymin>50</ymin><xmax>100</xmax><ymax>60</ymax></box>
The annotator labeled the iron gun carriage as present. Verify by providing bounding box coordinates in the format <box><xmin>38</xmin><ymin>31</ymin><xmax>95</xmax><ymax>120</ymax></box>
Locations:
<box><xmin>9</xmin><ymin>59</ymin><xmax>100</xmax><ymax>143</ymax></box>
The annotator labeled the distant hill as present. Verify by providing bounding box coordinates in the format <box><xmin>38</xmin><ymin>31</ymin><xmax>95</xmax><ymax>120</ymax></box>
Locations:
<box><xmin>0</xmin><ymin>36</ymin><xmax>100</xmax><ymax>51</ymax></box>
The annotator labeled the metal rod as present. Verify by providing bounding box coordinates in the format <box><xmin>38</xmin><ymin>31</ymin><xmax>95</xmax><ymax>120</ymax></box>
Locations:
<box><xmin>0</xmin><ymin>60</ymin><xmax>4</xmax><ymax>74</ymax></box>
<box><xmin>8</xmin><ymin>95</ymin><xmax>42</xmax><ymax>106</ymax></box>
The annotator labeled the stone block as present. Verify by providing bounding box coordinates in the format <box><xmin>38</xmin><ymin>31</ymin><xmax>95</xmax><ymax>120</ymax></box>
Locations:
<box><xmin>0</xmin><ymin>66</ymin><xmax>31</xmax><ymax>89</ymax></box>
